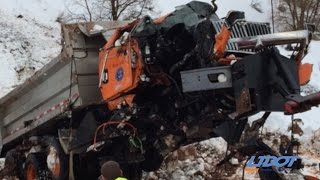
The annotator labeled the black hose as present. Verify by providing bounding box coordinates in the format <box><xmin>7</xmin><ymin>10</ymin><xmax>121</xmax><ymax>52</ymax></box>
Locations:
<box><xmin>166</xmin><ymin>74</ymin><xmax>183</xmax><ymax>97</ymax></box>
<box><xmin>169</xmin><ymin>49</ymin><xmax>195</xmax><ymax>75</ymax></box>
<box><xmin>211</xmin><ymin>0</ymin><xmax>218</xmax><ymax>12</ymax></box>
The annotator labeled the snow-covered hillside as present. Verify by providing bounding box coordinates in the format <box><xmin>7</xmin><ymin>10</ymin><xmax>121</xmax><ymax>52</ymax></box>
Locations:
<box><xmin>0</xmin><ymin>6</ymin><xmax>61</xmax><ymax>97</ymax></box>
<box><xmin>0</xmin><ymin>0</ymin><xmax>65</xmax><ymax>24</ymax></box>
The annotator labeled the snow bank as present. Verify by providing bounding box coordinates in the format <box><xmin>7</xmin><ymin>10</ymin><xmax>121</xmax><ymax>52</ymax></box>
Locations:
<box><xmin>0</xmin><ymin>9</ymin><xmax>61</xmax><ymax>97</ymax></box>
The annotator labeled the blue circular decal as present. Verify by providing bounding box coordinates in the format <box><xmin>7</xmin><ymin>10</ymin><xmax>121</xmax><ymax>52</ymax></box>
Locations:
<box><xmin>115</xmin><ymin>68</ymin><xmax>124</xmax><ymax>81</ymax></box>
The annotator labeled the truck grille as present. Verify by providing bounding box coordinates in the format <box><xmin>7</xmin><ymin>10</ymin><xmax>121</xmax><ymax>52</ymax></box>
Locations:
<box><xmin>212</xmin><ymin>21</ymin><xmax>271</xmax><ymax>52</ymax></box>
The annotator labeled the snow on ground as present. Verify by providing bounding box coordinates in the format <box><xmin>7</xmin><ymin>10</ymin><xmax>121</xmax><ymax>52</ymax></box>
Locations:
<box><xmin>143</xmin><ymin>138</ymin><xmax>230</xmax><ymax>180</ymax></box>
<box><xmin>0</xmin><ymin>6</ymin><xmax>61</xmax><ymax>98</ymax></box>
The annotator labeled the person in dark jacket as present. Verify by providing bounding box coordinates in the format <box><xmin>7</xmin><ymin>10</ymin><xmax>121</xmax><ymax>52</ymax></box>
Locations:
<box><xmin>99</xmin><ymin>161</ymin><xmax>127</xmax><ymax>180</ymax></box>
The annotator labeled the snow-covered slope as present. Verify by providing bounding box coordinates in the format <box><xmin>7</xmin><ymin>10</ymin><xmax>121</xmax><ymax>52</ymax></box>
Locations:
<box><xmin>0</xmin><ymin>5</ymin><xmax>61</xmax><ymax>97</ymax></box>
<box><xmin>0</xmin><ymin>0</ymin><xmax>65</xmax><ymax>24</ymax></box>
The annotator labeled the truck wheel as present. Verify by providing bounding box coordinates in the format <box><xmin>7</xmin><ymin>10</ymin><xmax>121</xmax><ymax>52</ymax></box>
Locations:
<box><xmin>2</xmin><ymin>150</ymin><xmax>24</xmax><ymax>179</ymax></box>
<box><xmin>24</xmin><ymin>153</ymin><xmax>50</xmax><ymax>180</ymax></box>
<box><xmin>46</xmin><ymin>137</ymin><xmax>68</xmax><ymax>180</ymax></box>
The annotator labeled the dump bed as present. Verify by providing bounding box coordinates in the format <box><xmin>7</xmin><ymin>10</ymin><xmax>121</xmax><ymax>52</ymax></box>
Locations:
<box><xmin>0</xmin><ymin>22</ymin><xmax>128</xmax><ymax>147</ymax></box>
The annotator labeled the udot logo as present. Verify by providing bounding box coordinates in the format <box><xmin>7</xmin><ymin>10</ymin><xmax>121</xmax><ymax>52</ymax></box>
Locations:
<box><xmin>245</xmin><ymin>156</ymin><xmax>300</xmax><ymax>172</ymax></box>
<box><xmin>115</xmin><ymin>67</ymin><xmax>124</xmax><ymax>81</ymax></box>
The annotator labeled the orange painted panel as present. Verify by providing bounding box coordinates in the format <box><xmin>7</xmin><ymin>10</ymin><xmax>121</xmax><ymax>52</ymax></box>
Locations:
<box><xmin>101</xmin><ymin>44</ymin><xmax>133</xmax><ymax>100</ymax></box>
<box><xmin>299</xmin><ymin>63</ymin><xmax>313</xmax><ymax>85</ymax></box>
<box><xmin>99</xmin><ymin>38</ymin><xmax>143</xmax><ymax>103</ymax></box>
<box><xmin>214</xmin><ymin>25</ymin><xmax>231</xmax><ymax>59</ymax></box>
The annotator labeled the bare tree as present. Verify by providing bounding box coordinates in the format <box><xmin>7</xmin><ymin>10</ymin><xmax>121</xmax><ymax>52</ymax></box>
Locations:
<box><xmin>274</xmin><ymin>0</ymin><xmax>320</xmax><ymax>31</ymax></box>
<box><xmin>64</xmin><ymin>0</ymin><xmax>155</xmax><ymax>22</ymax></box>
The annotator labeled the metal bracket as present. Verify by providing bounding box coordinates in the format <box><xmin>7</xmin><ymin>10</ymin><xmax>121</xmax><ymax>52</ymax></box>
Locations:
<box><xmin>181</xmin><ymin>66</ymin><xmax>232</xmax><ymax>93</ymax></box>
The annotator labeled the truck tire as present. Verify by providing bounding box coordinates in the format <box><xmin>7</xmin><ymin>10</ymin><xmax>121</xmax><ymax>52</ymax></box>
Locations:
<box><xmin>24</xmin><ymin>153</ymin><xmax>50</xmax><ymax>180</ymax></box>
<box><xmin>45</xmin><ymin>137</ymin><xmax>68</xmax><ymax>180</ymax></box>
<box><xmin>2</xmin><ymin>150</ymin><xmax>24</xmax><ymax>179</ymax></box>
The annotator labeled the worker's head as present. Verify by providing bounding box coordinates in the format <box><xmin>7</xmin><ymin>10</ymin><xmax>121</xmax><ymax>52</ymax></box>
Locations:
<box><xmin>100</xmin><ymin>160</ymin><xmax>123</xmax><ymax>180</ymax></box>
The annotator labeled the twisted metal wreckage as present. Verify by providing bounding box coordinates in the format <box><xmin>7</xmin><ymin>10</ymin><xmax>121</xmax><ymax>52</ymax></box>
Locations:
<box><xmin>0</xmin><ymin>1</ymin><xmax>319</xmax><ymax>179</ymax></box>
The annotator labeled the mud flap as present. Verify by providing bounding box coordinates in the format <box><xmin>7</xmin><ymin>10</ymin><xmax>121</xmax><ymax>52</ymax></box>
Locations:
<box><xmin>212</xmin><ymin>118</ymin><xmax>247</xmax><ymax>145</ymax></box>
<box><xmin>232</xmin><ymin>48</ymin><xmax>300</xmax><ymax>114</ymax></box>
<box><xmin>69</xmin><ymin>112</ymin><xmax>98</xmax><ymax>151</ymax></box>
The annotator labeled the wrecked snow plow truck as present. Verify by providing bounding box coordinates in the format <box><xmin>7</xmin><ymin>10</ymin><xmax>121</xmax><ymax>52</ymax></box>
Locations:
<box><xmin>0</xmin><ymin>1</ymin><xmax>319</xmax><ymax>179</ymax></box>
